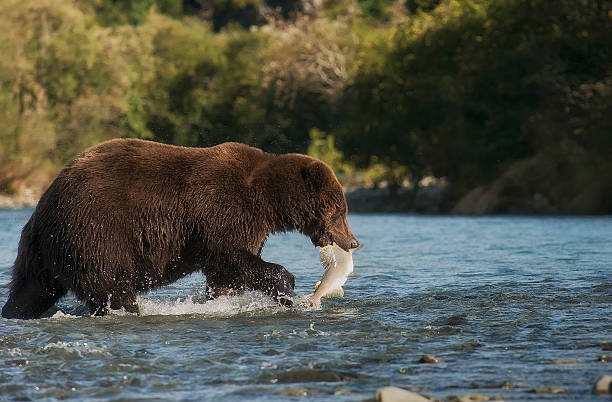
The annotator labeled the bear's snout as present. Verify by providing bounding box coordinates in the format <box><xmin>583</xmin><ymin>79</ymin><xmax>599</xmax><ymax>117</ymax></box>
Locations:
<box><xmin>329</xmin><ymin>230</ymin><xmax>359</xmax><ymax>252</ymax></box>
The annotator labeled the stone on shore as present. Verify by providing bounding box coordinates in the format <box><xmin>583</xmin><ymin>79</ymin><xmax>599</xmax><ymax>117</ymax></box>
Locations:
<box><xmin>0</xmin><ymin>191</ymin><xmax>38</xmax><ymax>208</ymax></box>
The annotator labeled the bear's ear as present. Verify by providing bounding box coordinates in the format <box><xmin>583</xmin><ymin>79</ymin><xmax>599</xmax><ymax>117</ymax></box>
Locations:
<box><xmin>301</xmin><ymin>161</ymin><xmax>328</xmax><ymax>192</ymax></box>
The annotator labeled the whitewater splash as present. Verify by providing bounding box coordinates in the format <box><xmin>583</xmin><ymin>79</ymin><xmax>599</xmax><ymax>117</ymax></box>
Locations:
<box><xmin>138</xmin><ymin>292</ymin><xmax>281</xmax><ymax>317</ymax></box>
<box><xmin>49</xmin><ymin>291</ymin><xmax>320</xmax><ymax>319</ymax></box>
<box><xmin>42</xmin><ymin>341</ymin><xmax>109</xmax><ymax>357</ymax></box>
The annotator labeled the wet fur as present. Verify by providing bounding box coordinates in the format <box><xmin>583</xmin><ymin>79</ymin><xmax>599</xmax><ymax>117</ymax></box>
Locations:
<box><xmin>2</xmin><ymin>139</ymin><xmax>357</xmax><ymax>319</ymax></box>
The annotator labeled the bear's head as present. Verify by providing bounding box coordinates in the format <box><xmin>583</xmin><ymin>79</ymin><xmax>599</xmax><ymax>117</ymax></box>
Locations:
<box><xmin>300</xmin><ymin>160</ymin><xmax>359</xmax><ymax>252</ymax></box>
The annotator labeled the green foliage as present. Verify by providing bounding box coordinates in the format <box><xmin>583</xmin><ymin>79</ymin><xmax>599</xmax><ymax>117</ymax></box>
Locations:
<box><xmin>0</xmin><ymin>0</ymin><xmax>610</xmax><ymax>212</ymax></box>
<box><xmin>337</xmin><ymin>0</ymin><xmax>612</xmax><ymax>192</ymax></box>
<box><xmin>141</xmin><ymin>16</ymin><xmax>333</xmax><ymax>153</ymax></box>
<box><xmin>357</xmin><ymin>0</ymin><xmax>396</xmax><ymax>19</ymax></box>
<box><xmin>307</xmin><ymin>129</ymin><xmax>354</xmax><ymax>176</ymax></box>
<box><xmin>88</xmin><ymin>0</ymin><xmax>157</xmax><ymax>26</ymax></box>
<box><xmin>0</xmin><ymin>0</ymin><xmax>155</xmax><ymax>192</ymax></box>
<box><xmin>405</xmin><ymin>0</ymin><xmax>442</xmax><ymax>13</ymax></box>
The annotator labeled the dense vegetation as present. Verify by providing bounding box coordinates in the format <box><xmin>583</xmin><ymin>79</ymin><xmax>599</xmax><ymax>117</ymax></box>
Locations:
<box><xmin>1</xmin><ymin>0</ymin><xmax>610</xmax><ymax>212</ymax></box>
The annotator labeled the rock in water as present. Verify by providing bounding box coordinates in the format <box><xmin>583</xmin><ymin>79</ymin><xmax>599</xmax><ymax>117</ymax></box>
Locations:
<box><xmin>530</xmin><ymin>386</ymin><xmax>565</xmax><ymax>394</ymax></box>
<box><xmin>418</xmin><ymin>354</ymin><xmax>440</xmax><ymax>364</ymax></box>
<box><xmin>376</xmin><ymin>386</ymin><xmax>430</xmax><ymax>402</ymax></box>
<box><xmin>281</xmin><ymin>389</ymin><xmax>308</xmax><ymax>396</ymax></box>
<box><xmin>594</xmin><ymin>375</ymin><xmax>612</xmax><ymax>394</ymax></box>
<box><xmin>308</xmin><ymin>243</ymin><xmax>355</xmax><ymax>306</ymax></box>
<box><xmin>276</xmin><ymin>368</ymin><xmax>341</xmax><ymax>383</ymax></box>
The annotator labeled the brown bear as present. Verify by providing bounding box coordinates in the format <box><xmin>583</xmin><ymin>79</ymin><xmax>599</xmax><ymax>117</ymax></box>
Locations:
<box><xmin>2</xmin><ymin>139</ymin><xmax>358</xmax><ymax>319</ymax></box>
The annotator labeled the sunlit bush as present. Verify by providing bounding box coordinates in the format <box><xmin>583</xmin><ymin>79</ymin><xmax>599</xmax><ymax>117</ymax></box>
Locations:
<box><xmin>0</xmin><ymin>0</ymin><xmax>153</xmax><ymax>193</ymax></box>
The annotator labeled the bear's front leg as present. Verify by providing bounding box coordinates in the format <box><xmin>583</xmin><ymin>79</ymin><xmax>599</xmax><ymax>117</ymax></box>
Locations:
<box><xmin>250</xmin><ymin>261</ymin><xmax>295</xmax><ymax>307</ymax></box>
<box><xmin>203</xmin><ymin>250</ymin><xmax>295</xmax><ymax>306</ymax></box>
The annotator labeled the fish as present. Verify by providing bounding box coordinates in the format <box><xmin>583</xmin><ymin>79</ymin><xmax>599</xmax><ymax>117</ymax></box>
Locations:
<box><xmin>308</xmin><ymin>243</ymin><xmax>356</xmax><ymax>306</ymax></box>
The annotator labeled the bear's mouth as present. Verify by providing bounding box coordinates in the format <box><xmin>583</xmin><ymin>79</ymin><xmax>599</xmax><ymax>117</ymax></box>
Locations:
<box><xmin>323</xmin><ymin>233</ymin><xmax>334</xmax><ymax>246</ymax></box>
<box><xmin>311</xmin><ymin>233</ymin><xmax>334</xmax><ymax>248</ymax></box>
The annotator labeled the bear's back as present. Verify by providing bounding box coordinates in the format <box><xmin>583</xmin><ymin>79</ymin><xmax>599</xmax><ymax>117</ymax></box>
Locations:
<box><xmin>57</xmin><ymin>139</ymin><xmax>268</xmax><ymax>206</ymax></box>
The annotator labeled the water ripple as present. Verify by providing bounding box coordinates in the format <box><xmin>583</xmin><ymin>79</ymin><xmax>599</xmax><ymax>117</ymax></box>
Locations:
<box><xmin>0</xmin><ymin>213</ymin><xmax>610</xmax><ymax>400</ymax></box>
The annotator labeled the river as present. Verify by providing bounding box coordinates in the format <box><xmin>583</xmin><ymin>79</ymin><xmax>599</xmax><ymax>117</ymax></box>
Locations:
<box><xmin>1</xmin><ymin>209</ymin><xmax>610</xmax><ymax>400</ymax></box>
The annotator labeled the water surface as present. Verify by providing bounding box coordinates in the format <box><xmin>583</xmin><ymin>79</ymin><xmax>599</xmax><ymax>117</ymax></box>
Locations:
<box><xmin>1</xmin><ymin>210</ymin><xmax>610</xmax><ymax>400</ymax></box>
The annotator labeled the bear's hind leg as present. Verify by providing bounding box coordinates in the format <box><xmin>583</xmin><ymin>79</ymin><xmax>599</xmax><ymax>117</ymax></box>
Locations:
<box><xmin>2</xmin><ymin>276</ymin><xmax>66</xmax><ymax>319</ymax></box>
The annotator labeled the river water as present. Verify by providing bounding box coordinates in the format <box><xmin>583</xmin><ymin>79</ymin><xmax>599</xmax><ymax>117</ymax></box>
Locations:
<box><xmin>0</xmin><ymin>209</ymin><xmax>610</xmax><ymax>401</ymax></box>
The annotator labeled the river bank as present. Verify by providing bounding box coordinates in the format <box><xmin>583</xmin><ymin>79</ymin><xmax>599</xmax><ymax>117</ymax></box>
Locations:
<box><xmin>346</xmin><ymin>152</ymin><xmax>612</xmax><ymax>215</ymax></box>
<box><xmin>1</xmin><ymin>180</ymin><xmax>609</xmax><ymax>215</ymax></box>
<box><xmin>0</xmin><ymin>190</ymin><xmax>39</xmax><ymax>209</ymax></box>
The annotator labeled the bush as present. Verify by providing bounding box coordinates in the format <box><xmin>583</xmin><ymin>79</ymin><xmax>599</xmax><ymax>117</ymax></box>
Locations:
<box><xmin>336</xmin><ymin>0</ymin><xmax>612</xmax><ymax>194</ymax></box>
<box><xmin>0</xmin><ymin>0</ymin><xmax>153</xmax><ymax>193</ymax></box>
